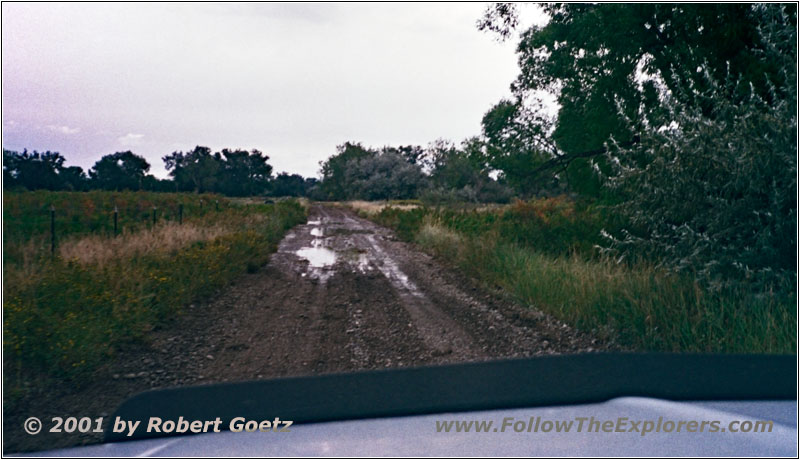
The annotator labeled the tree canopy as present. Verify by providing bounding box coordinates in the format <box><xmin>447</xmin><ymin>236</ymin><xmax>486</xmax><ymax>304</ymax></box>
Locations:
<box><xmin>317</xmin><ymin>143</ymin><xmax>428</xmax><ymax>201</ymax></box>
<box><xmin>480</xmin><ymin>3</ymin><xmax>797</xmax><ymax>195</ymax></box>
<box><xmin>477</xmin><ymin>3</ymin><xmax>797</xmax><ymax>288</ymax></box>
<box><xmin>5</xmin><ymin>145</ymin><xmax>280</xmax><ymax>196</ymax></box>
<box><xmin>3</xmin><ymin>149</ymin><xmax>73</xmax><ymax>191</ymax></box>
<box><xmin>90</xmin><ymin>151</ymin><xmax>151</xmax><ymax>191</ymax></box>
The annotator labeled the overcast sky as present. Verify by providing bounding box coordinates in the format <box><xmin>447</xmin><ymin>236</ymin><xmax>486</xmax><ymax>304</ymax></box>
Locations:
<box><xmin>2</xmin><ymin>3</ymin><xmax>543</xmax><ymax>178</ymax></box>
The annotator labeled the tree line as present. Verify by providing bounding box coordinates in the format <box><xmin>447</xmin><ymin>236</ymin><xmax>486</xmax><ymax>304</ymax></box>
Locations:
<box><xmin>3</xmin><ymin>146</ymin><xmax>318</xmax><ymax>197</ymax></box>
<box><xmin>313</xmin><ymin>140</ymin><xmax>514</xmax><ymax>203</ymax></box>
<box><xmin>2</xmin><ymin>138</ymin><xmax>520</xmax><ymax>203</ymax></box>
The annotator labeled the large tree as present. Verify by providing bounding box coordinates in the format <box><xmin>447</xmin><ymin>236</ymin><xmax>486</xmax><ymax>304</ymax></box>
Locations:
<box><xmin>317</xmin><ymin>142</ymin><xmax>429</xmax><ymax>201</ymax></box>
<box><xmin>345</xmin><ymin>151</ymin><xmax>427</xmax><ymax>201</ymax></box>
<box><xmin>269</xmin><ymin>172</ymin><xmax>308</xmax><ymax>197</ymax></box>
<box><xmin>426</xmin><ymin>137</ymin><xmax>512</xmax><ymax>203</ymax></box>
<box><xmin>481</xmin><ymin>99</ymin><xmax>555</xmax><ymax>196</ymax></box>
<box><xmin>163</xmin><ymin>146</ymin><xmax>221</xmax><ymax>193</ymax></box>
<box><xmin>602</xmin><ymin>4</ymin><xmax>797</xmax><ymax>289</ymax></box>
<box><xmin>3</xmin><ymin>149</ymin><xmax>77</xmax><ymax>191</ymax></box>
<box><xmin>481</xmin><ymin>3</ymin><xmax>797</xmax><ymax>194</ymax></box>
<box><xmin>217</xmin><ymin>148</ymin><xmax>272</xmax><ymax>196</ymax></box>
<box><xmin>478</xmin><ymin>3</ymin><xmax>797</xmax><ymax>288</ymax></box>
<box><xmin>89</xmin><ymin>151</ymin><xmax>151</xmax><ymax>191</ymax></box>
<box><xmin>381</xmin><ymin>145</ymin><xmax>427</xmax><ymax>168</ymax></box>
<box><xmin>59</xmin><ymin>166</ymin><xmax>89</xmax><ymax>191</ymax></box>
<box><xmin>317</xmin><ymin>142</ymin><xmax>375</xmax><ymax>200</ymax></box>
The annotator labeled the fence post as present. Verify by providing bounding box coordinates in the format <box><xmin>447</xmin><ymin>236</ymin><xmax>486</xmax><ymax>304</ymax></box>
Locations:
<box><xmin>215</xmin><ymin>200</ymin><xmax>219</xmax><ymax>211</ymax></box>
<box><xmin>50</xmin><ymin>205</ymin><xmax>56</xmax><ymax>256</ymax></box>
<box><xmin>179</xmin><ymin>203</ymin><xmax>183</xmax><ymax>224</ymax></box>
<box><xmin>113</xmin><ymin>206</ymin><xmax>119</xmax><ymax>236</ymax></box>
<box><xmin>152</xmin><ymin>206</ymin><xmax>157</xmax><ymax>226</ymax></box>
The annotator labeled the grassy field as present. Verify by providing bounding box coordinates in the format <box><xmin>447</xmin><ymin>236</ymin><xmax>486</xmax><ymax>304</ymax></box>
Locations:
<box><xmin>3</xmin><ymin>191</ymin><xmax>306</xmax><ymax>390</ymax></box>
<box><xmin>363</xmin><ymin>198</ymin><xmax>796</xmax><ymax>354</ymax></box>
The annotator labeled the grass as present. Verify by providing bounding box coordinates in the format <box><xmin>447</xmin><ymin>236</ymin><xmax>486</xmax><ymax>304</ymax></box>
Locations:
<box><xmin>366</xmin><ymin>199</ymin><xmax>796</xmax><ymax>354</ymax></box>
<box><xmin>57</xmin><ymin>222</ymin><xmax>232</xmax><ymax>267</ymax></box>
<box><xmin>343</xmin><ymin>200</ymin><xmax>422</xmax><ymax>216</ymax></box>
<box><xmin>3</xmin><ymin>190</ymin><xmax>228</xmax><ymax>267</ymax></box>
<box><xmin>3</xmin><ymin>191</ymin><xmax>307</xmax><ymax>388</ymax></box>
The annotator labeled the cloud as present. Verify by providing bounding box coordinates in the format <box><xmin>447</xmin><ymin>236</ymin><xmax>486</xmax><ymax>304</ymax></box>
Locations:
<box><xmin>46</xmin><ymin>124</ymin><xmax>80</xmax><ymax>135</ymax></box>
<box><xmin>118</xmin><ymin>133</ymin><xmax>144</xmax><ymax>146</ymax></box>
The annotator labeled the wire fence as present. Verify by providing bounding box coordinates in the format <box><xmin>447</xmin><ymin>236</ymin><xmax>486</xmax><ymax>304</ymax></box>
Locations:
<box><xmin>45</xmin><ymin>199</ymin><xmax>224</xmax><ymax>255</ymax></box>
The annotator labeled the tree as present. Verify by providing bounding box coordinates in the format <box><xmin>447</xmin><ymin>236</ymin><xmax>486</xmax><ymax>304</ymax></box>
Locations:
<box><xmin>3</xmin><ymin>149</ymin><xmax>73</xmax><ymax>190</ymax></box>
<box><xmin>90</xmin><ymin>151</ymin><xmax>151</xmax><ymax>191</ymax></box>
<box><xmin>269</xmin><ymin>173</ymin><xmax>308</xmax><ymax>197</ymax></box>
<box><xmin>381</xmin><ymin>145</ymin><xmax>426</xmax><ymax>168</ymax></box>
<box><xmin>477</xmin><ymin>2</ymin><xmax>520</xmax><ymax>41</ymax></box>
<box><xmin>345</xmin><ymin>151</ymin><xmax>428</xmax><ymax>201</ymax></box>
<box><xmin>480</xmin><ymin>3</ymin><xmax>797</xmax><ymax>195</ymax></box>
<box><xmin>3</xmin><ymin>149</ymin><xmax>21</xmax><ymax>189</ymax></box>
<box><xmin>481</xmin><ymin>99</ymin><xmax>556</xmax><ymax>196</ymax></box>
<box><xmin>163</xmin><ymin>146</ymin><xmax>221</xmax><ymax>193</ymax></box>
<box><xmin>217</xmin><ymin>148</ymin><xmax>272</xmax><ymax>196</ymax></box>
<box><xmin>426</xmin><ymin>138</ymin><xmax>512</xmax><ymax>203</ymax></box>
<box><xmin>318</xmin><ymin>142</ymin><xmax>375</xmax><ymax>200</ymax></box>
<box><xmin>602</xmin><ymin>4</ymin><xmax>797</xmax><ymax>289</ymax></box>
<box><xmin>59</xmin><ymin>166</ymin><xmax>89</xmax><ymax>191</ymax></box>
<box><xmin>142</xmin><ymin>175</ymin><xmax>176</xmax><ymax>192</ymax></box>
<box><xmin>317</xmin><ymin>142</ymin><xmax>429</xmax><ymax>201</ymax></box>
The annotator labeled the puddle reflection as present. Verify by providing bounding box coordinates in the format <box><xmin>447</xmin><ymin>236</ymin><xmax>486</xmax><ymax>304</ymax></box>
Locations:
<box><xmin>296</xmin><ymin>247</ymin><xmax>337</xmax><ymax>268</ymax></box>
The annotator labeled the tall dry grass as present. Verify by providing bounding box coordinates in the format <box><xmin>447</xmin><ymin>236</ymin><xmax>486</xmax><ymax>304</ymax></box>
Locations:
<box><xmin>415</xmin><ymin>218</ymin><xmax>463</xmax><ymax>255</ymax></box>
<box><xmin>58</xmin><ymin>222</ymin><xmax>232</xmax><ymax>267</ymax></box>
<box><xmin>347</xmin><ymin>200</ymin><xmax>420</xmax><ymax>216</ymax></box>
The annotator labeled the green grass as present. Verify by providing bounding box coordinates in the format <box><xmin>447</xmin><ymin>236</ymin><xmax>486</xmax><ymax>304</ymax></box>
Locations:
<box><xmin>371</xmin><ymin>196</ymin><xmax>619</xmax><ymax>258</ymax></box>
<box><xmin>3</xmin><ymin>191</ymin><xmax>307</xmax><ymax>384</ymax></box>
<box><xmin>3</xmin><ymin>190</ymin><xmax>228</xmax><ymax>266</ymax></box>
<box><xmin>370</xmin><ymin>199</ymin><xmax>796</xmax><ymax>354</ymax></box>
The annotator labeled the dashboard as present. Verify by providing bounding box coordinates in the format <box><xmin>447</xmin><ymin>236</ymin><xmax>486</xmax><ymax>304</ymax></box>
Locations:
<box><xmin>19</xmin><ymin>353</ymin><xmax>798</xmax><ymax>457</ymax></box>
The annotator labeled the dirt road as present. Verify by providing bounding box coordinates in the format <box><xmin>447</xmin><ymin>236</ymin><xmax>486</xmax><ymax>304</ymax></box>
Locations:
<box><xmin>145</xmin><ymin>204</ymin><xmax>604</xmax><ymax>380</ymax></box>
<box><xmin>5</xmin><ymin>204</ymin><xmax>606</xmax><ymax>453</ymax></box>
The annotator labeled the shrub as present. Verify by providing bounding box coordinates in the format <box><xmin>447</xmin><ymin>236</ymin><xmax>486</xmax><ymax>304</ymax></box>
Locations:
<box><xmin>603</xmin><ymin>6</ymin><xmax>796</xmax><ymax>291</ymax></box>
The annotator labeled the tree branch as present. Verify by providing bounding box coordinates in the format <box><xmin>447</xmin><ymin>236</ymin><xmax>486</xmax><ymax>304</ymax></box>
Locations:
<box><xmin>530</xmin><ymin>136</ymin><xmax>640</xmax><ymax>177</ymax></box>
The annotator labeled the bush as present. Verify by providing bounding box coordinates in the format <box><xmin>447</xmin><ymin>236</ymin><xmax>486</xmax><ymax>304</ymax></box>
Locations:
<box><xmin>603</xmin><ymin>6</ymin><xmax>796</xmax><ymax>291</ymax></box>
